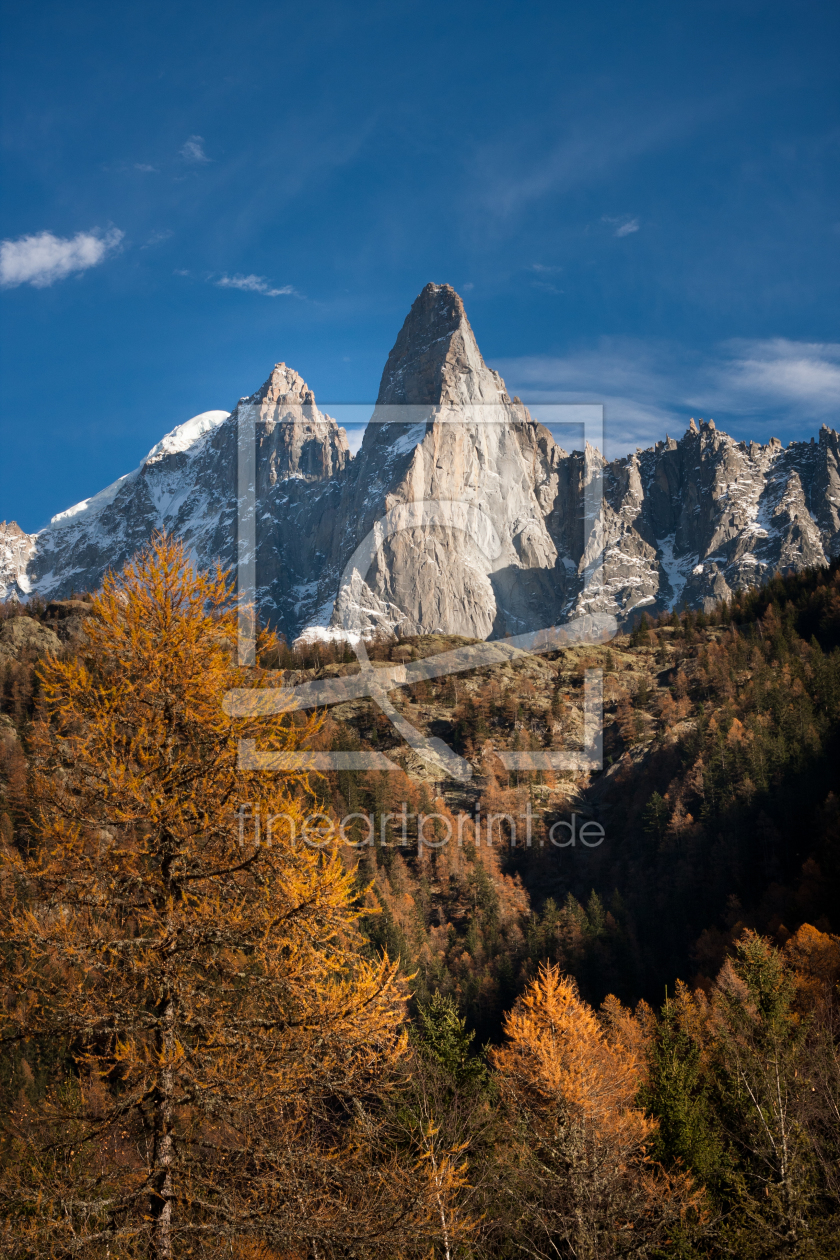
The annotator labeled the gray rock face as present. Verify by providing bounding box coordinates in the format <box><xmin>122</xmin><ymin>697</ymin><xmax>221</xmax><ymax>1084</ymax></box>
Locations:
<box><xmin>244</xmin><ymin>362</ymin><xmax>350</xmax><ymax>484</ymax></box>
<box><xmin>0</xmin><ymin>616</ymin><xmax>61</xmax><ymax>660</ymax></box>
<box><xmin>301</xmin><ymin>285</ymin><xmax>568</xmax><ymax>640</ymax></box>
<box><xmin>3</xmin><ymin>284</ymin><xmax>840</xmax><ymax>636</ymax></box>
<box><xmin>44</xmin><ymin>600</ymin><xmax>97</xmax><ymax>643</ymax></box>
<box><xmin>0</xmin><ymin>522</ymin><xmax>36</xmax><ymax>602</ymax></box>
<box><xmin>575</xmin><ymin>421</ymin><xmax>840</xmax><ymax>620</ymax></box>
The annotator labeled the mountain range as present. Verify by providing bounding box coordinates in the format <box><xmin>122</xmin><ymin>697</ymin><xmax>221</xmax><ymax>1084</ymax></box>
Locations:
<box><xmin>2</xmin><ymin>283</ymin><xmax>839</xmax><ymax>639</ymax></box>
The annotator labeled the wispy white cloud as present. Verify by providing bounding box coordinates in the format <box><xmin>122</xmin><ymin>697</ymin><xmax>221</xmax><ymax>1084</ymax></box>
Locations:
<box><xmin>602</xmin><ymin>215</ymin><xmax>640</xmax><ymax>237</ymax></box>
<box><xmin>527</xmin><ymin>264</ymin><xmax>563</xmax><ymax>294</ymax></box>
<box><xmin>134</xmin><ymin>163</ymin><xmax>156</xmax><ymax>173</ymax></box>
<box><xmin>141</xmin><ymin>229</ymin><xmax>173</xmax><ymax>249</ymax></box>
<box><xmin>492</xmin><ymin>337</ymin><xmax>840</xmax><ymax>459</ymax></box>
<box><xmin>0</xmin><ymin>228</ymin><xmax>124</xmax><ymax>289</ymax></box>
<box><xmin>710</xmin><ymin>339</ymin><xmax>840</xmax><ymax>413</ymax></box>
<box><xmin>494</xmin><ymin>344</ymin><xmax>680</xmax><ymax>457</ymax></box>
<box><xmin>215</xmin><ymin>273</ymin><xmax>298</xmax><ymax>297</ymax></box>
<box><xmin>465</xmin><ymin>96</ymin><xmax>723</xmax><ymax>228</ymax></box>
<box><xmin>180</xmin><ymin>135</ymin><xmax>210</xmax><ymax>164</ymax></box>
<box><xmin>528</xmin><ymin>263</ymin><xmax>563</xmax><ymax>293</ymax></box>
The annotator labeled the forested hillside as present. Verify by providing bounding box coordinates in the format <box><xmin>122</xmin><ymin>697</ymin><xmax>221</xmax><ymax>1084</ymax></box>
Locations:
<box><xmin>1</xmin><ymin>546</ymin><xmax>839</xmax><ymax>1257</ymax></box>
<box><xmin>270</xmin><ymin>558</ymin><xmax>840</xmax><ymax>1036</ymax></box>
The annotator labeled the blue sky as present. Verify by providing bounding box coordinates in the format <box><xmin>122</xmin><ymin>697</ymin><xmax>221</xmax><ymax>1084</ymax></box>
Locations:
<box><xmin>1</xmin><ymin>0</ymin><xmax>838</xmax><ymax>531</ymax></box>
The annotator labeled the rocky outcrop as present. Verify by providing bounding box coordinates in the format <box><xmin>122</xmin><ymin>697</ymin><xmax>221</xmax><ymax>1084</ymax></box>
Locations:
<box><xmin>44</xmin><ymin>600</ymin><xmax>96</xmax><ymax>642</ymax></box>
<box><xmin>0</xmin><ymin>616</ymin><xmax>61</xmax><ymax>660</ymax></box>
<box><xmin>571</xmin><ymin>421</ymin><xmax>840</xmax><ymax>620</ymax></box>
<box><xmin>3</xmin><ymin>284</ymin><xmax>840</xmax><ymax>635</ymax></box>
<box><xmin>0</xmin><ymin>522</ymin><xmax>36</xmax><ymax>602</ymax></box>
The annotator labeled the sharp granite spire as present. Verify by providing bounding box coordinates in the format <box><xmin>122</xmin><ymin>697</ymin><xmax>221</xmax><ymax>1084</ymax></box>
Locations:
<box><xmin>2</xmin><ymin>284</ymin><xmax>839</xmax><ymax>635</ymax></box>
<box><xmin>376</xmin><ymin>282</ymin><xmax>509</xmax><ymax>407</ymax></box>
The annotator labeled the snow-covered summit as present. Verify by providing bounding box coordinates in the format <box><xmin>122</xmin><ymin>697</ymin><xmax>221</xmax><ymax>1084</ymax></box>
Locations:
<box><xmin>47</xmin><ymin>411</ymin><xmax>231</xmax><ymax>533</ymax></box>
<box><xmin>3</xmin><ymin>379</ymin><xmax>347</xmax><ymax>603</ymax></box>
<box><xmin>143</xmin><ymin>410</ymin><xmax>230</xmax><ymax>465</ymax></box>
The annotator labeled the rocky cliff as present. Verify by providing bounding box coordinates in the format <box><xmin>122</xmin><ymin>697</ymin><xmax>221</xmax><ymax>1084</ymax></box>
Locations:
<box><xmin>2</xmin><ymin>284</ymin><xmax>839</xmax><ymax>638</ymax></box>
<box><xmin>0</xmin><ymin>522</ymin><xmax>35</xmax><ymax>602</ymax></box>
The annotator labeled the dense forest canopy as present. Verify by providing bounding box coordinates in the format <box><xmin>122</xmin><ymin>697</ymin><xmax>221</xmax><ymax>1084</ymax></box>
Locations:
<box><xmin>1</xmin><ymin>540</ymin><xmax>838</xmax><ymax>1257</ymax></box>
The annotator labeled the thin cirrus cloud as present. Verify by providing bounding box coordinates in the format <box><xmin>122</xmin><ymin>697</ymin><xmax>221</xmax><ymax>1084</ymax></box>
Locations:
<box><xmin>492</xmin><ymin>338</ymin><xmax>840</xmax><ymax>459</ymax></box>
<box><xmin>141</xmin><ymin>229</ymin><xmax>173</xmax><ymax>249</ymax></box>
<box><xmin>215</xmin><ymin>273</ymin><xmax>298</xmax><ymax>297</ymax></box>
<box><xmin>0</xmin><ymin>228</ymin><xmax>124</xmax><ymax>289</ymax></box>
<box><xmin>180</xmin><ymin>135</ymin><xmax>210</xmax><ymax>164</ymax></box>
<box><xmin>714</xmin><ymin>339</ymin><xmax>840</xmax><ymax>413</ymax></box>
<box><xmin>466</xmin><ymin>96</ymin><xmax>720</xmax><ymax>227</ymax></box>
<box><xmin>529</xmin><ymin>263</ymin><xmax>563</xmax><ymax>294</ymax></box>
<box><xmin>602</xmin><ymin>215</ymin><xmax>640</xmax><ymax>237</ymax></box>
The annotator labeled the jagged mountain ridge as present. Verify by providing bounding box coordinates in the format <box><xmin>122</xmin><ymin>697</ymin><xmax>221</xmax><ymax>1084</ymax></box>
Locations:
<box><xmin>2</xmin><ymin>283</ymin><xmax>839</xmax><ymax>637</ymax></box>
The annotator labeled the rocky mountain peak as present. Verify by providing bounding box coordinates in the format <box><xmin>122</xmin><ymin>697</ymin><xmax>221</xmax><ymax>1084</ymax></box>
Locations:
<box><xmin>376</xmin><ymin>282</ymin><xmax>509</xmax><ymax>407</ymax></box>
<box><xmin>3</xmin><ymin>282</ymin><xmax>839</xmax><ymax>634</ymax></box>
<box><xmin>234</xmin><ymin>362</ymin><xmax>350</xmax><ymax>483</ymax></box>
<box><xmin>244</xmin><ymin>362</ymin><xmax>316</xmax><ymax>408</ymax></box>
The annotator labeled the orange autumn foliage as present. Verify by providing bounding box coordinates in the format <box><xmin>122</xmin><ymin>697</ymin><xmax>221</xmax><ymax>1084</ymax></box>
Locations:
<box><xmin>491</xmin><ymin>964</ymin><xmax>703</xmax><ymax>1258</ymax></box>
<box><xmin>493</xmin><ymin>964</ymin><xmax>655</xmax><ymax>1151</ymax></box>
<box><xmin>0</xmin><ymin>535</ymin><xmax>458</xmax><ymax>1260</ymax></box>
<box><xmin>784</xmin><ymin>922</ymin><xmax>840</xmax><ymax>1007</ymax></box>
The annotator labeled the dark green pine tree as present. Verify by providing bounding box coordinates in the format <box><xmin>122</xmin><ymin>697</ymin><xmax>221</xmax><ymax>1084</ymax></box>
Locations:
<box><xmin>641</xmin><ymin>994</ymin><xmax>725</xmax><ymax>1190</ymax></box>
<box><xmin>414</xmin><ymin>992</ymin><xmax>488</xmax><ymax>1088</ymax></box>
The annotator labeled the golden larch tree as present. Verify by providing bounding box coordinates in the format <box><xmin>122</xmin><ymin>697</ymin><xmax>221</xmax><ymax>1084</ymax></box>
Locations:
<box><xmin>492</xmin><ymin>963</ymin><xmax>702</xmax><ymax>1259</ymax></box>
<box><xmin>0</xmin><ymin>535</ymin><xmax>452</xmax><ymax>1259</ymax></box>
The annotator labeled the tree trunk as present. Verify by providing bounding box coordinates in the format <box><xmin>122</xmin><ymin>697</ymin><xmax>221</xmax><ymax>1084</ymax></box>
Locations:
<box><xmin>152</xmin><ymin>992</ymin><xmax>175</xmax><ymax>1260</ymax></box>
